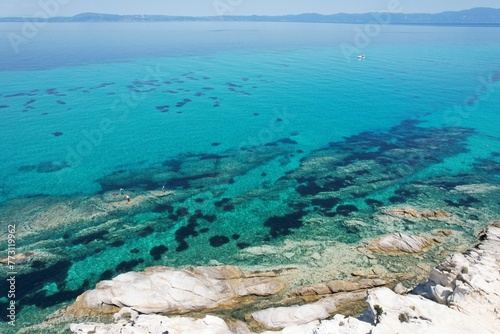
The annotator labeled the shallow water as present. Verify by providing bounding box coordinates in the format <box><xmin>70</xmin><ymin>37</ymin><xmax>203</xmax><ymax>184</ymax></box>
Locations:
<box><xmin>0</xmin><ymin>22</ymin><xmax>499</xmax><ymax>331</ymax></box>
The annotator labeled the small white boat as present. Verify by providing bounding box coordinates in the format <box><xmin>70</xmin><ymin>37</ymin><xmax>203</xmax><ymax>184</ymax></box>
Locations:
<box><xmin>358</xmin><ymin>55</ymin><xmax>366</xmax><ymax>60</ymax></box>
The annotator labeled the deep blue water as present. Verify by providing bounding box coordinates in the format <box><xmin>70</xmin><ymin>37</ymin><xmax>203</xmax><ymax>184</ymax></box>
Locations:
<box><xmin>0</xmin><ymin>22</ymin><xmax>499</xmax><ymax>331</ymax></box>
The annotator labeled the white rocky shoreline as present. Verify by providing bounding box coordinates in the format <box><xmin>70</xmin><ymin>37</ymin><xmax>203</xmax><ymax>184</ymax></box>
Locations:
<box><xmin>43</xmin><ymin>221</ymin><xmax>500</xmax><ymax>334</ymax></box>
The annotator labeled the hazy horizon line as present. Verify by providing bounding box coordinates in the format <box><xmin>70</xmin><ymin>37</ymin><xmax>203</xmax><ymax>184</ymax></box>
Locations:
<box><xmin>2</xmin><ymin>6</ymin><xmax>500</xmax><ymax>19</ymax></box>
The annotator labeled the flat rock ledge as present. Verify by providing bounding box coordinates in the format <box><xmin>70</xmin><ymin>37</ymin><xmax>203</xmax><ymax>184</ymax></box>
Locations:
<box><xmin>363</xmin><ymin>232</ymin><xmax>436</xmax><ymax>254</ymax></box>
<box><xmin>384</xmin><ymin>206</ymin><xmax>451</xmax><ymax>221</ymax></box>
<box><xmin>66</xmin><ymin>265</ymin><xmax>287</xmax><ymax>316</ymax></box>
<box><xmin>69</xmin><ymin>222</ymin><xmax>500</xmax><ymax>334</ymax></box>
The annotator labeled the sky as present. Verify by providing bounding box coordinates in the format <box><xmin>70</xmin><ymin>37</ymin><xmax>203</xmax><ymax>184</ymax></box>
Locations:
<box><xmin>1</xmin><ymin>0</ymin><xmax>500</xmax><ymax>17</ymax></box>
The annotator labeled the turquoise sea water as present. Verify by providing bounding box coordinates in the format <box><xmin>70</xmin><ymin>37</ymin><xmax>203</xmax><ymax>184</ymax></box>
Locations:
<box><xmin>0</xmin><ymin>22</ymin><xmax>499</xmax><ymax>330</ymax></box>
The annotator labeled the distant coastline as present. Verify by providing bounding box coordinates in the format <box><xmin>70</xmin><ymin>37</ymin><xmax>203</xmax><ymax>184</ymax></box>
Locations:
<box><xmin>1</xmin><ymin>7</ymin><xmax>500</xmax><ymax>26</ymax></box>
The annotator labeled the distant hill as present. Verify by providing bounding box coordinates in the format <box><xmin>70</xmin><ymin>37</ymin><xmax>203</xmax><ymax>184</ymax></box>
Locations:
<box><xmin>1</xmin><ymin>7</ymin><xmax>500</xmax><ymax>25</ymax></box>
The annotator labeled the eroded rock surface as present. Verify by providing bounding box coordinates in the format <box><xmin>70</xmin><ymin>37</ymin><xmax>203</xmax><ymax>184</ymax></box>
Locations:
<box><xmin>251</xmin><ymin>292</ymin><xmax>366</xmax><ymax>330</ymax></box>
<box><xmin>364</xmin><ymin>232</ymin><xmax>435</xmax><ymax>254</ymax></box>
<box><xmin>384</xmin><ymin>207</ymin><xmax>451</xmax><ymax>220</ymax></box>
<box><xmin>66</xmin><ymin>265</ymin><xmax>287</xmax><ymax>316</ymax></box>
<box><xmin>70</xmin><ymin>310</ymin><xmax>236</xmax><ymax>334</ymax></box>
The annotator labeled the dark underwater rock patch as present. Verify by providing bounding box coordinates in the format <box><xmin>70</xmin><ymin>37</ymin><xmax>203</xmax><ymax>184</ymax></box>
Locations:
<box><xmin>311</xmin><ymin>197</ymin><xmax>341</xmax><ymax>210</ymax></box>
<box><xmin>24</xmin><ymin>99</ymin><xmax>36</xmax><ymax>106</ymax></box>
<box><xmin>215</xmin><ymin>198</ymin><xmax>231</xmax><ymax>208</ymax></box>
<box><xmin>202</xmin><ymin>214</ymin><xmax>217</xmax><ymax>223</ymax></box>
<box><xmin>52</xmin><ymin>131</ymin><xmax>63</xmax><ymax>137</ymax></box>
<box><xmin>394</xmin><ymin>187</ymin><xmax>419</xmax><ymax>198</ymax></box>
<box><xmin>211</xmin><ymin>142</ymin><xmax>221</xmax><ymax>147</ymax></box>
<box><xmin>354</xmin><ymin>169</ymin><xmax>370</xmax><ymax>176</ymax></box>
<box><xmin>36</xmin><ymin>161</ymin><xmax>68</xmax><ymax>173</ymax></box>
<box><xmin>162</xmin><ymin>159</ymin><xmax>182</xmax><ymax>172</ymax></box>
<box><xmin>109</xmin><ymin>240</ymin><xmax>125</xmax><ymax>247</ymax></box>
<box><xmin>5</xmin><ymin>92</ymin><xmax>36</xmax><ymax>98</ymax></box>
<box><xmin>72</xmin><ymin>230</ymin><xmax>109</xmax><ymax>245</ymax></box>
<box><xmin>97</xmin><ymin>171</ymin><xmax>159</xmax><ymax>192</ymax></box>
<box><xmin>277</xmin><ymin>138</ymin><xmax>298</xmax><ymax>145</ymax></box>
<box><xmin>18</xmin><ymin>165</ymin><xmax>36</xmax><ymax>172</ymax></box>
<box><xmin>288</xmin><ymin>202</ymin><xmax>309</xmax><ymax>211</ymax></box>
<box><xmin>156</xmin><ymin>105</ymin><xmax>170</xmax><ymax>112</ymax></box>
<box><xmin>175</xmin><ymin>220</ymin><xmax>199</xmax><ymax>252</ymax></box>
<box><xmin>152</xmin><ymin>203</ymin><xmax>174</xmax><ymax>213</ymax></box>
<box><xmin>323</xmin><ymin>176</ymin><xmax>354</xmax><ymax>191</ymax></box>
<box><xmin>115</xmin><ymin>258</ymin><xmax>144</xmax><ymax>273</ymax></box>
<box><xmin>202</xmin><ymin>87</ymin><xmax>214</xmax><ymax>90</ymax></box>
<box><xmin>423</xmin><ymin>180</ymin><xmax>468</xmax><ymax>190</ymax></box>
<box><xmin>95</xmin><ymin>82</ymin><xmax>115</xmax><ymax>89</ymax></box>
<box><xmin>46</xmin><ymin>88</ymin><xmax>66</xmax><ymax>96</ymax></box>
<box><xmin>68</xmin><ymin>86</ymin><xmax>85</xmax><ymax>91</ymax></box>
<box><xmin>336</xmin><ymin>204</ymin><xmax>358</xmax><ymax>216</ymax></box>
<box><xmin>237</xmin><ymin>242</ymin><xmax>251</xmax><ymax>249</ymax></box>
<box><xmin>176</xmin><ymin>98</ymin><xmax>192</xmax><ymax>108</ymax></box>
<box><xmin>133</xmin><ymin>79</ymin><xmax>160</xmax><ymax>87</ymax></box>
<box><xmin>226</xmin><ymin>82</ymin><xmax>243</xmax><ymax>88</ymax></box>
<box><xmin>99</xmin><ymin>269</ymin><xmax>115</xmax><ymax>281</ymax></box>
<box><xmin>150</xmin><ymin>245</ymin><xmax>168</xmax><ymax>260</ymax></box>
<box><xmin>30</xmin><ymin>260</ymin><xmax>46</xmax><ymax>270</ymax></box>
<box><xmin>444</xmin><ymin>196</ymin><xmax>480</xmax><ymax>208</ymax></box>
<box><xmin>176</xmin><ymin>207</ymin><xmax>189</xmax><ymax>217</ymax></box>
<box><xmin>139</xmin><ymin>226</ymin><xmax>155</xmax><ymax>237</ymax></box>
<box><xmin>365</xmin><ymin>198</ymin><xmax>384</xmax><ymax>209</ymax></box>
<box><xmin>0</xmin><ymin>105</ymin><xmax>9</xmax><ymax>108</ymax></box>
<box><xmin>189</xmin><ymin>210</ymin><xmax>216</xmax><ymax>223</ymax></box>
<box><xmin>265</xmin><ymin>211</ymin><xmax>305</xmax><ymax>238</ymax></box>
<box><xmin>56</xmin><ymin>100</ymin><xmax>66</xmax><ymax>105</ymax></box>
<box><xmin>295</xmin><ymin>179</ymin><xmax>326</xmax><ymax>196</ymax></box>
<box><xmin>389</xmin><ymin>196</ymin><xmax>405</xmax><ymax>204</ymax></box>
<box><xmin>209</xmin><ymin>235</ymin><xmax>230</xmax><ymax>247</ymax></box>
